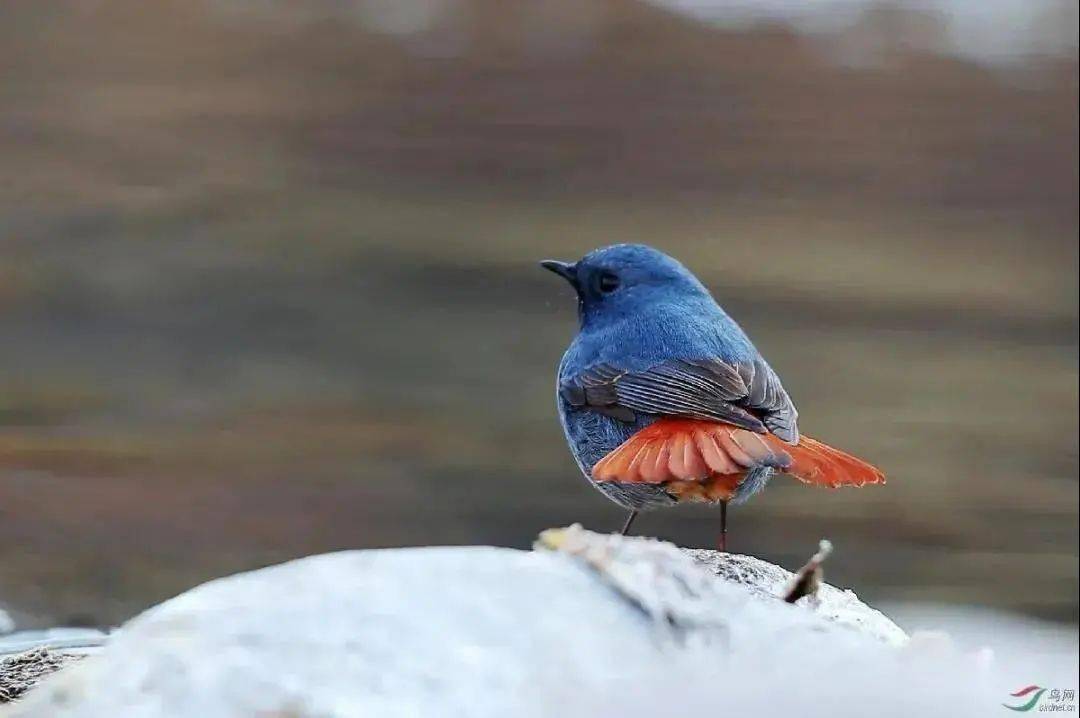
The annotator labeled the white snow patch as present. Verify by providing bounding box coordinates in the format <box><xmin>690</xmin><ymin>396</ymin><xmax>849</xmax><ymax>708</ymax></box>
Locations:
<box><xmin>4</xmin><ymin>528</ymin><xmax>1075</xmax><ymax>718</ymax></box>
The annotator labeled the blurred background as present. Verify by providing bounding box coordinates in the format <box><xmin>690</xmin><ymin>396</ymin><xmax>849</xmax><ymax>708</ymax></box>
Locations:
<box><xmin>0</xmin><ymin>0</ymin><xmax>1075</xmax><ymax>630</ymax></box>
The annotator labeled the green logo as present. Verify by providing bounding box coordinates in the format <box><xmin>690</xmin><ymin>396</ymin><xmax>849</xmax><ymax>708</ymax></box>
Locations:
<box><xmin>1003</xmin><ymin>686</ymin><xmax>1046</xmax><ymax>712</ymax></box>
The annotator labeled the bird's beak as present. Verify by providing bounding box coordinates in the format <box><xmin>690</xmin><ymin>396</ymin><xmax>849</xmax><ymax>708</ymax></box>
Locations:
<box><xmin>540</xmin><ymin>260</ymin><xmax>578</xmax><ymax>287</ymax></box>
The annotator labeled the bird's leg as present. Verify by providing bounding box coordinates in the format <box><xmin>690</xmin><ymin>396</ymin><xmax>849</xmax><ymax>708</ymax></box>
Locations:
<box><xmin>620</xmin><ymin>509</ymin><xmax>639</xmax><ymax>536</ymax></box>
<box><xmin>718</xmin><ymin>500</ymin><xmax>728</xmax><ymax>552</ymax></box>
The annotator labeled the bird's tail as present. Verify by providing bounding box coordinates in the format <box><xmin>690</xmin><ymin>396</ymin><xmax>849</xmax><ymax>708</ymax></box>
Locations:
<box><xmin>778</xmin><ymin>435</ymin><xmax>886</xmax><ymax>488</ymax></box>
<box><xmin>591</xmin><ymin>418</ymin><xmax>885</xmax><ymax>501</ymax></box>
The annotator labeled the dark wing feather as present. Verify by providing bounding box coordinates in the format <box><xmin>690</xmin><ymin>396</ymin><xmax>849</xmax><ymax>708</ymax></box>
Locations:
<box><xmin>561</xmin><ymin>357</ymin><xmax>799</xmax><ymax>442</ymax></box>
<box><xmin>735</xmin><ymin>356</ymin><xmax>799</xmax><ymax>442</ymax></box>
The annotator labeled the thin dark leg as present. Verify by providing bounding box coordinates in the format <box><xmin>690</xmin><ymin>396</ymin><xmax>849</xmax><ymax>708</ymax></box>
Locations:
<box><xmin>620</xmin><ymin>509</ymin><xmax>639</xmax><ymax>536</ymax></box>
<box><xmin>718</xmin><ymin>500</ymin><xmax>728</xmax><ymax>552</ymax></box>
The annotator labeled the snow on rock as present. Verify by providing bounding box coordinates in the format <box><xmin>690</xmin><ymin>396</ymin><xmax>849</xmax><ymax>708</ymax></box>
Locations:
<box><xmin>684</xmin><ymin>544</ymin><xmax>907</xmax><ymax>645</ymax></box>
<box><xmin>537</xmin><ymin>525</ymin><xmax>906</xmax><ymax>648</ymax></box>
<box><xmin>0</xmin><ymin>528</ymin><xmax>1054</xmax><ymax>718</ymax></box>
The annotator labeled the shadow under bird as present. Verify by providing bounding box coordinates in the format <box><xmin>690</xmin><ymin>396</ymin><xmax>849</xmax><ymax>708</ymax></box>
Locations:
<box><xmin>541</xmin><ymin>244</ymin><xmax>885</xmax><ymax>549</ymax></box>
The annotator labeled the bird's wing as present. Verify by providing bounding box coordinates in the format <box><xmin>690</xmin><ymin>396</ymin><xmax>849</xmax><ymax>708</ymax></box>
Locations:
<box><xmin>560</xmin><ymin>356</ymin><xmax>799</xmax><ymax>442</ymax></box>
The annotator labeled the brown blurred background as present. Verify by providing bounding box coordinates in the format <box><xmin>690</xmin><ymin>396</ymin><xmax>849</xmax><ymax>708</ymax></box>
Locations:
<box><xmin>0</xmin><ymin>0</ymin><xmax>1076</xmax><ymax>628</ymax></box>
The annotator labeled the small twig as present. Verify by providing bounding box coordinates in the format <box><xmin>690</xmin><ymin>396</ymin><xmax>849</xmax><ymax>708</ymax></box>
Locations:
<box><xmin>783</xmin><ymin>539</ymin><xmax>833</xmax><ymax>604</ymax></box>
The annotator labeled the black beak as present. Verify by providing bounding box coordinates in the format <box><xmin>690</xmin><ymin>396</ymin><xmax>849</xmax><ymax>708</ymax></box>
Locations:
<box><xmin>540</xmin><ymin>260</ymin><xmax>578</xmax><ymax>286</ymax></box>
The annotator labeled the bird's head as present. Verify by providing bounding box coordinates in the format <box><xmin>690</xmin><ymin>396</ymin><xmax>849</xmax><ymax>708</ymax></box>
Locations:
<box><xmin>541</xmin><ymin>244</ymin><xmax>711</xmax><ymax>329</ymax></box>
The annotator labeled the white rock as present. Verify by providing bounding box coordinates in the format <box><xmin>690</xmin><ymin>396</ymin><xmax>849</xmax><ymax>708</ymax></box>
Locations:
<box><xmin>684</xmin><ymin>545</ymin><xmax>908</xmax><ymax>645</ymax></box>
<box><xmin>3</xmin><ymin>528</ymin><xmax>1072</xmax><ymax>718</ymax></box>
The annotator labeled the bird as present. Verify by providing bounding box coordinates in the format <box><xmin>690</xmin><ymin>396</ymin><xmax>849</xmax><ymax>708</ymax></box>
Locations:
<box><xmin>541</xmin><ymin>244</ymin><xmax>884</xmax><ymax>550</ymax></box>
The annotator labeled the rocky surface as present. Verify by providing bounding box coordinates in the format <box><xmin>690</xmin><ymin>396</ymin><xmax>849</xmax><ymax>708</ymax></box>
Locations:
<box><xmin>0</xmin><ymin>628</ymin><xmax>109</xmax><ymax>706</ymax></box>
<box><xmin>684</xmin><ymin>545</ymin><xmax>907</xmax><ymax>645</ymax></box>
<box><xmin>2</xmin><ymin>528</ymin><xmax>1074</xmax><ymax>717</ymax></box>
<box><xmin>0</xmin><ymin>650</ymin><xmax>84</xmax><ymax>704</ymax></box>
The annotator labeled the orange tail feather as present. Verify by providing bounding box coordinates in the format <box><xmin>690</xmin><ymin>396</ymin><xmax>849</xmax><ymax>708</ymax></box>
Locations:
<box><xmin>591</xmin><ymin>418</ymin><xmax>885</xmax><ymax>495</ymax></box>
<box><xmin>771</xmin><ymin>434</ymin><xmax>886</xmax><ymax>488</ymax></box>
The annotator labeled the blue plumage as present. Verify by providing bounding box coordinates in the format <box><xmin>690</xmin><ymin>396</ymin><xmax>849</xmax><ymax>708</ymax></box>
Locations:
<box><xmin>543</xmin><ymin>244</ymin><xmax>797</xmax><ymax>512</ymax></box>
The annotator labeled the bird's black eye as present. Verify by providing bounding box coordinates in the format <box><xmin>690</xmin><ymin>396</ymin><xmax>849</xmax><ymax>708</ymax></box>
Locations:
<box><xmin>597</xmin><ymin>271</ymin><xmax>620</xmax><ymax>294</ymax></box>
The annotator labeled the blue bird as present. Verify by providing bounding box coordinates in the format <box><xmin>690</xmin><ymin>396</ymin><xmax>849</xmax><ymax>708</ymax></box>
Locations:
<box><xmin>541</xmin><ymin>244</ymin><xmax>884</xmax><ymax>549</ymax></box>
